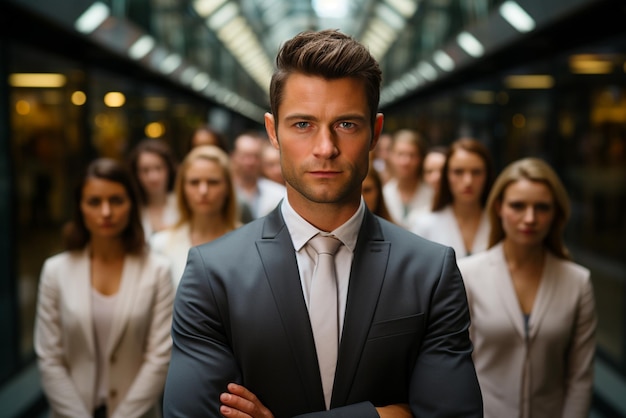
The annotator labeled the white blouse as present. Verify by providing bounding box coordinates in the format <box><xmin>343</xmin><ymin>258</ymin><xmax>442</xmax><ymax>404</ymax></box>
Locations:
<box><xmin>412</xmin><ymin>205</ymin><xmax>489</xmax><ymax>258</ymax></box>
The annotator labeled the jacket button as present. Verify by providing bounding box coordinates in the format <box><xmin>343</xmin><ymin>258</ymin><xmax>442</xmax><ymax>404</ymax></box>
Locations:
<box><xmin>110</xmin><ymin>389</ymin><xmax>117</xmax><ymax>398</ymax></box>
<box><xmin>110</xmin><ymin>354</ymin><xmax>116</xmax><ymax>363</ymax></box>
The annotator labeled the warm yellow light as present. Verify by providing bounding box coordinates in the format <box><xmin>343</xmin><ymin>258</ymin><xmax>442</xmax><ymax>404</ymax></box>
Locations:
<box><xmin>9</xmin><ymin>73</ymin><xmax>67</xmax><ymax>88</ymax></box>
<box><xmin>504</xmin><ymin>75</ymin><xmax>554</xmax><ymax>89</ymax></box>
<box><xmin>15</xmin><ymin>100</ymin><xmax>31</xmax><ymax>115</ymax></box>
<box><xmin>72</xmin><ymin>91</ymin><xmax>87</xmax><ymax>105</ymax></box>
<box><xmin>569</xmin><ymin>54</ymin><xmax>614</xmax><ymax>74</ymax></box>
<box><xmin>104</xmin><ymin>92</ymin><xmax>125</xmax><ymax>107</ymax></box>
<box><xmin>145</xmin><ymin>122</ymin><xmax>165</xmax><ymax>138</ymax></box>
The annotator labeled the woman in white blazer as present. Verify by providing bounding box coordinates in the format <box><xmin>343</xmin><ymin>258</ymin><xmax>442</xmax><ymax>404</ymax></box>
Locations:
<box><xmin>458</xmin><ymin>158</ymin><xmax>597</xmax><ymax>418</ymax></box>
<box><xmin>35</xmin><ymin>158</ymin><xmax>174</xmax><ymax>418</ymax></box>
<box><xmin>128</xmin><ymin>139</ymin><xmax>179</xmax><ymax>238</ymax></box>
<box><xmin>413</xmin><ymin>138</ymin><xmax>495</xmax><ymax>258</ymax></box>
<box><xmin>151</xmin><ymin>145</ymin><xmax>240</xmax><ymax>288</ymax></box>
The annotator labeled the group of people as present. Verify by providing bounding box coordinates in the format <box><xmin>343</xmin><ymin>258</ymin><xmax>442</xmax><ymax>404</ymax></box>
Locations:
<box><xmin>372</xmin><ymin>130</ymin><xmax>597</xmax><ymax>417</ymax></box>
<box><xmin>34</xmin><ymin>29</ymin><xmax>596</xmax><ymax>418</ymax></box>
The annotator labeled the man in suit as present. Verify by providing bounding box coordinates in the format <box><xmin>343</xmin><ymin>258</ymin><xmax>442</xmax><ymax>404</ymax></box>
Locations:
<box><xmin>163</xmin><ymin>29</ymin><xmax>482</xmax><ymax>418</ymax></box>
<box><xmin>230</xmin><ymin>130</ymin><xmax>286</xmax><ymax>222</ymax></box>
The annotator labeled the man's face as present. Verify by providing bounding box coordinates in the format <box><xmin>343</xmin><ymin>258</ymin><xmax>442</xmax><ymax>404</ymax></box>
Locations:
<box><xmin>265</xmin><ymin>74</ymin><xmax>383</xmax><ymax>210</ymax></box>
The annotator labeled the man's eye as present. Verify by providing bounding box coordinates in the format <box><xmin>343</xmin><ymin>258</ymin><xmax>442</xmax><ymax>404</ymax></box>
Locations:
<box><xmin>338</xmin><ymin>122</ymin><xmax>355</xmax><ymax>129</ymax></box>
<box><xmin>295</xmin><ymin>122</ymin><xmax>310</xmax><ymax>129</ymax></box>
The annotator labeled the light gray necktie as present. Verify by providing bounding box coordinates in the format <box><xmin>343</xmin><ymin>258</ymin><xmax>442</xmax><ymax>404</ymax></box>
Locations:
<box><xmin>308</xmin><ymin>234</ymin><xmax>342</xmax><ymax>410</ymax></box>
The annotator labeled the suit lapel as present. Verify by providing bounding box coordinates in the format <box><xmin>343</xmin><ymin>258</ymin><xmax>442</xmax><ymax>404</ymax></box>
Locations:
<box><xmin>491</xmin><ymin>244</ymin><xmax>526</xmax><ymax>340</ymax></box>
<box><xmin>106</xmin><ymin>254</ymin><xmax>142</xmax><ymax>356</ymax></box>
<box><xmin>74</xmin><ymin>249</ymin><xmax>96</xmax><ymax>355</ymax></box>
<box><xmin>527</xmin><ymin>252</ymin><xmax>556</xmax><ymax>340</ymax></box>
<box><xmin>255</xmin><ymin>208</ymin><xmax>325</xmax><ymax>410</ymax></box>
<box><xmin>332</xmin><ymin>212</ymin><xmax>389</xmax><ymax>407</ymax></box>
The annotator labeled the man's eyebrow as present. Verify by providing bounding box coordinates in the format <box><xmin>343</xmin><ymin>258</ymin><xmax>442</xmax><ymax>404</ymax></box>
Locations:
<box><xmin>335</xmin><ymin>114</ymin><xmax>368</xmax><ymax>122</ymax></box>
<box><xmin>283</xmin><ymin>113</ymin><xmax>367</xmax><ymax>123</ymax></box>
<box><xmin>284</xmin><ymin>114</ymin><xmax>316</xmax><ymax>122</ymax></box>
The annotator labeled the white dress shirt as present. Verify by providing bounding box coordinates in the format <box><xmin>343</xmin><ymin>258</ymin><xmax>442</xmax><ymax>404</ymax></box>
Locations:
<box><xmin>280</xmin><ymin>198</ymin><xmax>364</xmax><ymax>338</ymax></box>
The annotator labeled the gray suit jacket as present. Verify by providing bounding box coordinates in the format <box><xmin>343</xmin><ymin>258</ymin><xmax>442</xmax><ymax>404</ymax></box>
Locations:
<box><xmin>163</xmin><ymin>207</ymin><xmax>482</xmax><ymax>417</ymax></box>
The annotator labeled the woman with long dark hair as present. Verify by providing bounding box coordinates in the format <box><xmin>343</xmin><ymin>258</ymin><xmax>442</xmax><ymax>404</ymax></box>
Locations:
<box><xmin>35</xmin><ymin>158</ymin><xmax>173</xmax><ymax>418</ymax></box>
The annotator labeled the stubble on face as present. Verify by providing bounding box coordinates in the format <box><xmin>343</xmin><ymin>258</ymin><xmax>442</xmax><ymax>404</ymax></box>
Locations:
<box><xmin>267</xmin><ymin>75</ymin><xmax>378</xmax><ymax>212</ymax></box>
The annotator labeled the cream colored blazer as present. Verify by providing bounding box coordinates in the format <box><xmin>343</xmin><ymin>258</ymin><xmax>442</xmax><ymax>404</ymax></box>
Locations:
<box><xmin>150</xmin><ymin>223</ymin><xmax>192</xmax><ymax>289</ymax></box>
<box><xmin>35</xmin><ymin>248</ymin><xmax>174</xmax><ymax>418</ymax></box>
<box><xmin>411</xmin><ymin>205</ymin><xmax>489</xmax><ymax>258</ymax></box>
<box><xmin>458</xmin><ymin>243</ymin><xmax>597</xmax><ymax>418</ymax></box>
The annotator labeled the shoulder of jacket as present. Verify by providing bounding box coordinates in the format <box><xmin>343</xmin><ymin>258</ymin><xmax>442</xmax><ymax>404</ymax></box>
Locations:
<box><xmin>551</xmin><ymin>255</ymin><xmax>590</xmax><ymax>282</ymax></box>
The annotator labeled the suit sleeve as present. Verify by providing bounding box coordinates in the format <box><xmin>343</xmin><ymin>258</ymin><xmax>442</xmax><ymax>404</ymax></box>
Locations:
<box><xmin>163</xmin><ymin>247</ymin><xmax>241</xmax><ymax>417</ymax></box>
<box><xmin>561</xmin><ymin>274</ymin><xmax>597</xmax><ymax>418</ymax></box>
<box><xmin>409</xmin><ymin>247</ymin><xmax>483</xmax><ymax>417</ymax></box>
<box><xmin>112</xmin><ymin>259</ymin><xmax>174</xmax><ymax>418</ymax></box>
<box><xmin>34</xmin><ymin>258</ymin><xmax>92</xmax><ymax>417</ymax></box>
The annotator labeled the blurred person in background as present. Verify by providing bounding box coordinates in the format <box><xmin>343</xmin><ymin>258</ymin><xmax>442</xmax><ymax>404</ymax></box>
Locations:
<box><xmin>127</xmin><ymin>139</ymin><xmax>179</xmax><ymax>238</ymax></box>
<box><xmin>362</xmin><ymin>164</ymin><xmax>394</xmax><ymax>222</ymax></box>
<box><xmin>458</xmin><ymin>157</ymin><xmax>597</xmax><ymax>418</ymax></box>
<box><xmin>261</xmin><ymin>139</ymin><xmax>285</xmax><ymax>185</ymax></box>
<box><xmin>190</xmin><ymin>124</ymin><xmax>229</xmax><ymax>152</ymax></box>
<box><xmin>371</xmin><ymin>132</ymin><xmax>393</xmax><ymax>184</ymax></box>
<box><xmin>422</xmin><ymin>145</ymin><xmax>448</xmax><ymax>194</ymax></box>
<box><xmin>150</xmin><ymin>145</ymin><xmax>240</xmax><ymax>289</ymax></box>
<box><xmin>34</xmin><ymin>158</ymin><xmax>174</xmax><ymax>418</ymax></box>
<box><xmin>383</xmin><ymin>129</ymin><xmax>434</xmax><ymax>229</ymax></box>
<box><xmin>413</xmin><ymin>138</ymin><xmax>494</xmax><ymax>258</ymax></box>
<box><xmin>230</xmin><ymin>131</ymin><xmax>285</xmax><ymax>221</ymax></box>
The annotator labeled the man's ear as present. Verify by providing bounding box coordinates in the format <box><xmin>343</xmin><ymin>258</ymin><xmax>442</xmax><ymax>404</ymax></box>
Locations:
<box><xmin>369</xmin><ymin>113</ymin><xmax>385</xmax><ymax>151</ymax></box>
<box><xmin>265</xmin><ymin>112</ymin><xmax>279</xmax><ymax>149</ymax></box>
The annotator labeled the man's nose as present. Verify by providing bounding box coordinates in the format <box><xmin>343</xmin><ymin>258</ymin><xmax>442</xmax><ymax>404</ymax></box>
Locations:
<box><xmin>313</xmin><ymin>128</ymin><xmax>338</xmax><ymax>158</ymax></box>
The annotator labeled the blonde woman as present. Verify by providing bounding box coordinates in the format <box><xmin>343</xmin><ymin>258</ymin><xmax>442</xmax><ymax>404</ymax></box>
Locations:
<box><xmin>150</xmin><ymin>145</ymin><xmax>240</xmax><ymax>288</ymax></box>
<box><xmin>458</xmin><ymin>157</ymin><xmax>597</xmax><ymax>418</ymax></box>
<box><xmin>35</xmin><ymin>158</ymin><xmax>173</xmax><ymax>418</ymax></box>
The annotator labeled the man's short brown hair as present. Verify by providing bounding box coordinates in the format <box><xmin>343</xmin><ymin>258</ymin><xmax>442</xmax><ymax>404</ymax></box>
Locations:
<box><xmin>269</xmin><ymin>29</ymin><xmax>382</xmax><ymax>130</ymax></box>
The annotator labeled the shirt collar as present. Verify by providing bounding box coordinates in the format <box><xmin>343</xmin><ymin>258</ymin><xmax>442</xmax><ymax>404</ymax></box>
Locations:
<box><xmin>280</xmin><ymin>197</ymin><xmax>365</xmax><ymax>253</ymax></box>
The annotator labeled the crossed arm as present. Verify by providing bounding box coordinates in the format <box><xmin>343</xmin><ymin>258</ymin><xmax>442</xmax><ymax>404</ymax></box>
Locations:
<box><xmin>219</xmin><ymin>384</ymin><xmax>411</xmax><ymax>418</ymax></box>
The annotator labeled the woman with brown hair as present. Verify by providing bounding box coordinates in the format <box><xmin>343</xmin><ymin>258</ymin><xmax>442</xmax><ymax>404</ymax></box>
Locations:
<box><xmin>35</xmin><ymin>158</ymin><xmax>173</xmax><ymax>418</ymax></box>
<box><xmin>362</xmin><ymin>164</ymin><xmax>394</xmax><ymax>222</ymax></box>
<box><xmin>412</xmin><ymin>138</ymin><xmax>494</xmax><ymax>258</ymax></box>
<box><xmin>127</xmin><ymin>139</ymin><xmax>179</xmax><ymax>238</ymax></box>
<box><xmin>458</xmin><ymin>157</ymin><xmax>596</xmax><ymax>418</ymax></box>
